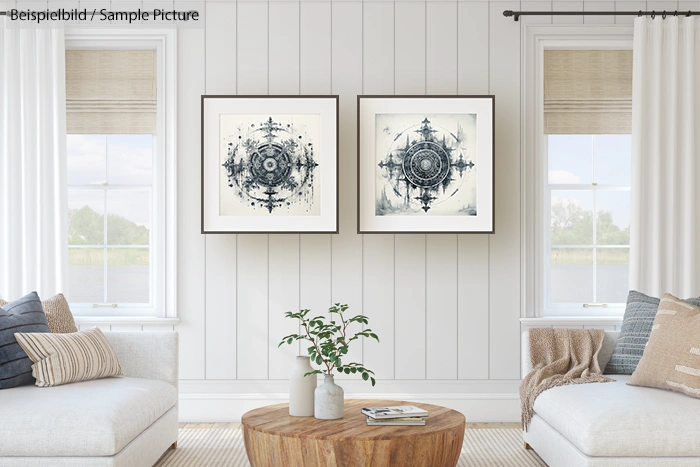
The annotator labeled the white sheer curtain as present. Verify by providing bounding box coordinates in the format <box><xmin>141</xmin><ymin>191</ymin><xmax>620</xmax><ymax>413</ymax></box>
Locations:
<box><xmin>630</xmin><ymin>17</ymin><xmax>700</xmax><ymax>297</ymax></box>
<box><xmin>0</xmin><ymin>24</ymin><xmax>68</xmax><ymax>300</ymax></box>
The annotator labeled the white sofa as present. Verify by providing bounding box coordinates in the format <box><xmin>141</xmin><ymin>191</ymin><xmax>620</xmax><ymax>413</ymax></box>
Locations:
<box><xmin>0</xmin><ymin>332</ymin><xmax>179</xmax><ymax>467</ymax></box>
<box><xmin>522</xmin><ymin>330</ymin><xmax>700</xmax><ymax>467</ymax></box>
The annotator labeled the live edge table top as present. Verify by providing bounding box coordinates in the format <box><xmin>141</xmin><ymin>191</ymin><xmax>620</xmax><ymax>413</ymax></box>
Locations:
<box><xmin>241</xmin><ymin>399</ymin><xmax>465</xmax><ymax>440</ymax></box>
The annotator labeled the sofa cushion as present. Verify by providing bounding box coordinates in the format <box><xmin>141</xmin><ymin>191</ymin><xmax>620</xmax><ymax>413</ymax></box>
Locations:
<box><xmin>16</xmin><ymin>327</ymin><xmax>123</xmax><ymax>387</ymax></box>
<box><xmin>534</xmin><ymin>375</ymin><xmax>700</xmax><ymax>457</ymax></box>
<box><xmin>605</xmin><ymin>291</ymin><xmax>700</xmax><ymax>374</ymax></box>
<box><xmin>0</xmin><ymin>292</ymin><xmax>51</xmax><ymax>389</ymax></box>
<box><xmin>0</xmin><ymin>376</ymin><xmax>177</xmax><ymax>456</ymax></box>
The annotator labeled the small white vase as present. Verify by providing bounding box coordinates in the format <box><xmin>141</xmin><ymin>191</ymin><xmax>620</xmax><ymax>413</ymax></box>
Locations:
<box><xmin>314</xmin><ymin>374</ymin><xmax>344</xmax><ymax>420</ymax></box>
<box><xmin>289</xmin><ymin>356</ymin><xmax>316</xmax><ymax>417</ymax></box>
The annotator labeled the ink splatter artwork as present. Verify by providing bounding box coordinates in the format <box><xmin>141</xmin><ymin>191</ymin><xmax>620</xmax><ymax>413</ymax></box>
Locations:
<box><xmin>375</xmin><ymin>114</ymin><xmax>477</xmax><ymax>216</ymax></box>
<box><xmin>219</xmin><ymin>114</ymin><xmax>321</xmax><ymax>216</ymax></box>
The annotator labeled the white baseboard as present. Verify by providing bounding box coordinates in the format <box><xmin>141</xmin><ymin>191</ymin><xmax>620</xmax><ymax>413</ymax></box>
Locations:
<box><xmin>178</xmin><ymin>392</ymin><xmax>520</xmax><ymax>423</ymax></box>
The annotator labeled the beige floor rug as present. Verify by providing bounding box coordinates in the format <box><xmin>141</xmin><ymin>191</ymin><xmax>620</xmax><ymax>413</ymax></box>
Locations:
<box><xmin>155</xmin><ymin>426</ymin><xmax>546</xmax><ymax>467</ymax></box>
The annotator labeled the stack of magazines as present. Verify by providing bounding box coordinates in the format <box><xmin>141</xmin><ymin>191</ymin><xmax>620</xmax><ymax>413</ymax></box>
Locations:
<box><xmin>361</xmin><ymin>405</ymin><xmax>428</xmax><ymax>426</ymax></box>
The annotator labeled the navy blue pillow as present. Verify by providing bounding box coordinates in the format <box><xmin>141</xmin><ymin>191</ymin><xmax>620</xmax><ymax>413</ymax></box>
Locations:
<box><xmin>0</xmin><ymin>292</ymin><xmax>50</xmax><ymax>389</ymax></box>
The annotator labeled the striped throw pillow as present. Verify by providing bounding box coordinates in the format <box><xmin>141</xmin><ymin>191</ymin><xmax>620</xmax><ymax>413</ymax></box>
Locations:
<box><xmin>0</xmin><ymin>292</ymin><xmax>51</xmax><ymax>389</ymax></box>
<box><xmin>1</xmin><ymin>294</ymin><xmax>77</xmax><ymax>334</ymax></box>
<box><xmin>14</xmin><ymin>327</ymin><xmax>123</xmax><ymax>387</ymax></box>
<box><xmin>629</xmin><ymin>294</ymin><xmax>700</xmax><ymax>399</ymax></box>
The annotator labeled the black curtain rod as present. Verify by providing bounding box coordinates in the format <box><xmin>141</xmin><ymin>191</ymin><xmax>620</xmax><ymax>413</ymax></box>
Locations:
<box><xmin>504</xmin><ymin>9</ymin><xmax>700</xmax><ymax>21</ymax></box>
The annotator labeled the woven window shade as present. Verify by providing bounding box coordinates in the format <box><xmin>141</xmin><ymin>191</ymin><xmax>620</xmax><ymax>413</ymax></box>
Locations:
<box><xmin>544</xmin><ymin>50</ymin><xmax>632</xmax><ymax>134</ymax></box>
<box><xmin>66</xmin><ymin>50</ymin><xmax>156</xmax><ymax>134</ymax></box>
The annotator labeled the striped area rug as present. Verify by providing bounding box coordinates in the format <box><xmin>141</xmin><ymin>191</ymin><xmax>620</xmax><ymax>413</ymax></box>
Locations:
<box><xmin>156</xmin><ymin>426</ymin><xmax>546</xmax><ymax>467</ymax></box>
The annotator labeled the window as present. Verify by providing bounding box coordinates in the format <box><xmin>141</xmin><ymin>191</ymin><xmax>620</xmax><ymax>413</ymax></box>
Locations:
<box><xmin>522</xmin><ymin>36</ymin><xmax>635</xmax><ymax>317</ymax></box>
<box><xmin>65</xmin><ymin>31</ymin><xmax>176</xmax><ymax>317</ymax></box>
<box><xmin>67</xmin><ymin>134</ymin><xmax>154</xmax><ymax>310</ymax></box>
<box><xmin>546</xmin><ymin>134</ymin><xmax>631</xmax><ymax>312</ymax></box>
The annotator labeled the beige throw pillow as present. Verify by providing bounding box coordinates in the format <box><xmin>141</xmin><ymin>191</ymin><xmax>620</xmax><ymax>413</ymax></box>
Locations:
<box><xmin>14</xmin><ymin>327</ymin><xmax>123</xmax><ymax>387</ymax></box>
<box><xmin>0</xmin><ymin>293</ymin><xmax>77</xmax><ymax>333</ymax></box>
<box><xmin>629</xmin><ymin>293</ymin><xmax>700</xmax><ymax>398</ymax></box>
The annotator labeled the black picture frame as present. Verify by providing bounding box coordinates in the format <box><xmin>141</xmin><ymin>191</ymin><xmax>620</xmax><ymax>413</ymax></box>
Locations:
<box><xmin>201</xmin><ymin>95</ymin><xmax>340</xmax><ymax>234</ymax></box>
<box><xmin>357</xmin><ymin>95</ymin><xmax>495</xmax><ymax>234</ymax></box>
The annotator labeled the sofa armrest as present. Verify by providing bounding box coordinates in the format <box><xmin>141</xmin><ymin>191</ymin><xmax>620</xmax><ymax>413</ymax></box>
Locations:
<box><xmin>103</xmin><ymin>332</ymin><xmax>179</xmax><ymax>390</ymax></box>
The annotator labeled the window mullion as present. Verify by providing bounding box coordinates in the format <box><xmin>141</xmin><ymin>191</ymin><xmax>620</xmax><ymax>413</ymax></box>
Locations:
<box><xmin>592</xmin><ymin>136</ymin><xmax>597</xmax><ymax>304</ymax></box>
<box><xmin>104</xmin><ymin>135</ymin><xmax>109</xmax><ymax>305</ymax></box>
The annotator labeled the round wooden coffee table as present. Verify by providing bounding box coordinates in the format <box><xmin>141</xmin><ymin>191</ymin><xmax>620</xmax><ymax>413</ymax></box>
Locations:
<box><xmin>241</xmin><ymin>399</ymin><xmax>465</xmax><ymax>467</ymax></box>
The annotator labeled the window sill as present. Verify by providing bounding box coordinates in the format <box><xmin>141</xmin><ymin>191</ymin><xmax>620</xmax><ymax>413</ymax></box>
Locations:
<box><xmin>74</xmin><ymin>316</ymin><xmax>180</xmax><ymax>327</ymax></box>
<box><xmin>520</xmin><ymin>316</ymin><xmax>622</xmax><ymax>327</ymax></box>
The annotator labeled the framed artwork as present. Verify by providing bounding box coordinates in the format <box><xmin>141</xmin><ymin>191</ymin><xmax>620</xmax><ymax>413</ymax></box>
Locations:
<box><xmin>202</xmin><ymin>95</ymin><xmax>338</xmax><ymax>233</ymax></box>
<box><xmin>357</xmin><ymin>95</ymin><xmax>495</xmax><ymax>234</ymax></box>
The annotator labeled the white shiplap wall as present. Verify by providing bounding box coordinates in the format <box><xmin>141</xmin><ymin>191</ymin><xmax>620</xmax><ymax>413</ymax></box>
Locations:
<box><xmin>148</xmin><ymin>0</ymin><xmax>690</xmax><ymax>422</ymax></box>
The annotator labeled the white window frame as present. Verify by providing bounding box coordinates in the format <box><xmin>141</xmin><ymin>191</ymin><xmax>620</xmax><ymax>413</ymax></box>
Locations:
<box><xmin>65</xmin><ymin>29</ymin><xmax>177</xmax><ymax>319</ymax></box>
<box><xmin>521</xmin><ymin>25</ymin><xmax>632</xmax><ymax>319</ymax></box>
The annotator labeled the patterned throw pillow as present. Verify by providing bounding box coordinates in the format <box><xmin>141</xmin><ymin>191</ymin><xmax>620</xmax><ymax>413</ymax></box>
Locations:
<box><xmin>0</xmin><ymin>293</ymin><xmax>77</xmax><ymax>334</ymax></box>
<box><xmin>15</xmin><ymin>327</ymin><xmax>123</xmax><ymax>387</ymax></box>
<box><xmin>0</xmin><ymin>292</ymin><xmax>51</xmax><ymax>389</ymax></box>
<box><xmin>605</xmin><ymin>291</ymin><xmax>700</xmax><ymax>374</ymax></box>
<box><xmin>629</xmin><ymin>294</ymin><xmax>700</xmax><ymax>398</ymax></box>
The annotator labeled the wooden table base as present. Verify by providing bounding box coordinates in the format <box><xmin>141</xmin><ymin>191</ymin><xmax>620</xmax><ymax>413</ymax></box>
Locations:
<box><xmin>242</xmin><ymin>400</ymin><xmax>465</xmax><ymax>467</ymax></box>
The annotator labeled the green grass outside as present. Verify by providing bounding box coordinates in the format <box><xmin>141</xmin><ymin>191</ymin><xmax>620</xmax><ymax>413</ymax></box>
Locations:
<box><xmin>69</xmin><ymin>248</ymin><xmax>149</xmax><ymax>266</ymax></box>
<box><xmin>551</xmin><ymin>248</ymin><xmax>629</xmax><ymax>266</ymax></box>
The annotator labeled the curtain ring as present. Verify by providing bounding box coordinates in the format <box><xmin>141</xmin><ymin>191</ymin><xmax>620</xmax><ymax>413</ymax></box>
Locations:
<box><xmin>638</xmin><ymin>10</ymin><xmax>643</xmax><ymax>17</ymax></box>
<box><xmin>662</xmin><ymin>11</ymin><xmax>667</xmax><ymax>19</ymax></box>
<box><xmin>687</xmin><ymin>10</ymin><xmax>692</xmax><ymax>17</ymax></box>
<box><xmin>674</xmin><ymin>10</ymin><xmax>678</xmax><ymax>17</ymax></box>
<box><xmin>651</xmin><ymin>10</ymin><xmax>656</xmax><ymax>19</ymax></box>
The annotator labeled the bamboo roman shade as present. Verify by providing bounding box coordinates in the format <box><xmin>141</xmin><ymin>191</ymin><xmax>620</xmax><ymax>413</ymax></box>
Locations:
<box><xmin>544</xmin><ymin>50</ymin><xmax>632</xmax><ymax>134</ymax></box>
<box><xmin>66</xmin><ymin>50</ymin><xmax>156</xmax><ymax>134</ymax></box>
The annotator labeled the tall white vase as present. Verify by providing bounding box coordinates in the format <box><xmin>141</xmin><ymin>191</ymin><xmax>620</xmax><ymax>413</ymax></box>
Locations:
<box><xmin>314</xmin><ymin>374</ymin><xmax>344</xmax><ymax>420</ymax></box>
<box><xmin>289</xmin><ymin>356</ymin><xmax>316</xmax><ymax>417</ymax></box>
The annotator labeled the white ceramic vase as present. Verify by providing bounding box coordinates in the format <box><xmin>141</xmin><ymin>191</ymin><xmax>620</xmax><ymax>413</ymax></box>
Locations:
<box><xmin>314</xmin><ymin>374</ymin><xmax>344</xmax><ymax>420</ymax></box>
<box><xmin>289</xmin><ymin>356</ymin><xmax>316</xmax><ymax>417</ymax></box>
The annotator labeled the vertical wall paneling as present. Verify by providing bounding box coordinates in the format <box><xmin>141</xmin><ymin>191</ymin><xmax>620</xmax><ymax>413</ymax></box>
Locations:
<box><xmin>456</xmin><ymin>1</ymin><xmax>490</xmax><ymax>380</ymax></box>
<box><xmin>204</xmin><ymin>2</ymin><xmax>238</xmax><ymax>381</ymax></box>
<box><xmin>615</xmin><ymin>1</ymin><xmax>647</xmax><ymax>25</ymax></box>
<box><xmin>583</xmin><ymin>1</ymin><xmax>615</xmax><ymax>24</ymax></box>
<box><xmin>236</xmin><ymin>235</ymin><xmax>269</xmax><ymax>379</ymax></box>
<box><xmin>393</xmin><ymin>2</ymin><xmax>427</xmax><ymax>380</ymax></box>
<box><xmin>488</xmin><ymin>1</ymin><xmax>521</xmax><ymax>380</ymax></box>
<box><xmin>362</xmin><ymin>1</ymin><xmax>396</xmax><ymax>380</ymax></box>
<box><xmin>175</xmin><ymin>9</ymin><xmax>206</xmax><ymax>379</ymax></box>
<box><xmin>300</xmin><ymin>2</ymin><xmax>332</xmax><ymax>95</ymax></box>
<box><xmin>426</xmin><ymin>2</ymin><xmax>458</xmax><ymax>95</ymax></box>
<box><xmin>394</xmin><ymin>2</ymin><xmax>426</xmax><ymax>94</ymax></box>
<box><xmin>299</xmin><ymin>2</ymin><xmax>333</xmax><ymax>370</ymax></box>
<box><xmin>268</xmin><ymin>1</ymin><xmax>302</xmax><ymax>380</ymax></box>
<box><xmin>520</xmin><ymin>1</ymin><xmax>553</xmax><ymax>25</ymax></box>
<box><xmin>425</xmin><ymin>1</ymin><xmax>458</xmax><ymax>380</ymax></box>
<box><xmin>237</xmin><ymin>2</ymin><xmax>269</xmax><ymax>95</ymax></box>
<box><xmin>236</xmin><ymin>2</ymin><xmax>270</xmax><ymax>380</ymax></box>
<box><xmin>111</xmin><ymin>324</ymin><xmax>144</xmax><ymax>332</ymax></box>
<box><xmin>552</xmin><ymin>1</ymin><xmax>584</xmax><ymax>24</ymax></box>
<box><xmin>330</xmin><ymin>2</ymin><xmax>364</xmax><ymax>378</ymax></box>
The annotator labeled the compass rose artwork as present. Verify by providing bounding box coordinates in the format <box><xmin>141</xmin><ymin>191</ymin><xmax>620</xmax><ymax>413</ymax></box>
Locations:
<box><xmin>375</xmin><ymin>114</ymin><xmax>477</xmax><ymax>216</ymax></box>
<box><xmin>202</xmin><ymin>96</ymin><xmax>338</xmax><ymax>233</ymax></box>
<box><xmin>220</xmin><ymin>115</ymin><xmax>320</xmax><ymax>216</ymax></box>
<box><xmin>358</xmin><ymin>96</ymin><xmax>494</xmax><ymax>233</ymax></box>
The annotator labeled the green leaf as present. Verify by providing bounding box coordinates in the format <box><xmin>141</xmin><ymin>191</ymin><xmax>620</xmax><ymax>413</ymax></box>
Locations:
<box><xmin>287</xmin><ymin>337</ymin><xmax>293</xmax><ymax>345</ymax></box>
<box><xmin>335</xmin><ymin>358</ymin><xmax>342</xmax><ymax>367</ymax></box>
<box><xmin>362</xmin><ymin>372</ymin><xmax>369</xmax><ymax>381</ymax></box>
<box><xmin>316</xmin><ymin>355</ymin><xmax>323</xmax><ymax>365</ymax></box>
<box><xmin>370</xmin><ymin>377</ymin><xmax>376</xmax><ymax>386</ymax></box>
<box><xmin>351</xmin><ymin>368</ymin><xmax>357</xmax><ymax>374</ymax></box>
<box><xmin>344</xmin><ymin>367</ymin><xmax>351</xmax><ymax>374</ymax></box>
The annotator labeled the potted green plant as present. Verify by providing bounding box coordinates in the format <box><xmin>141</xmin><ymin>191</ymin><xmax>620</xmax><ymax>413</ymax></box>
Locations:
<box><xmin>279</xmin><ymin>303</ymin><xmax>380</xmax><ymax>420</ymax></box>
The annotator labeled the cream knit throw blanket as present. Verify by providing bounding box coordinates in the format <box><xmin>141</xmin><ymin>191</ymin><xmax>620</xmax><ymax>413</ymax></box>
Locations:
<box><xmin>520</xmin><ymin>328</ymin><xmax>614</xmax><ymax>431</ymax></box>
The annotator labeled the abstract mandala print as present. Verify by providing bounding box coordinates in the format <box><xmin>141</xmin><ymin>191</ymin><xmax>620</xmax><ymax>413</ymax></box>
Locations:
<box><xmin>222</xmin><ymin>116</ymin><xmax>319</xmax><ymax>215</ymax></box>
<box><xmin>376</xmin><ymin>115</ymin><xmax>477</xmax><ymax>216</ymax></box>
